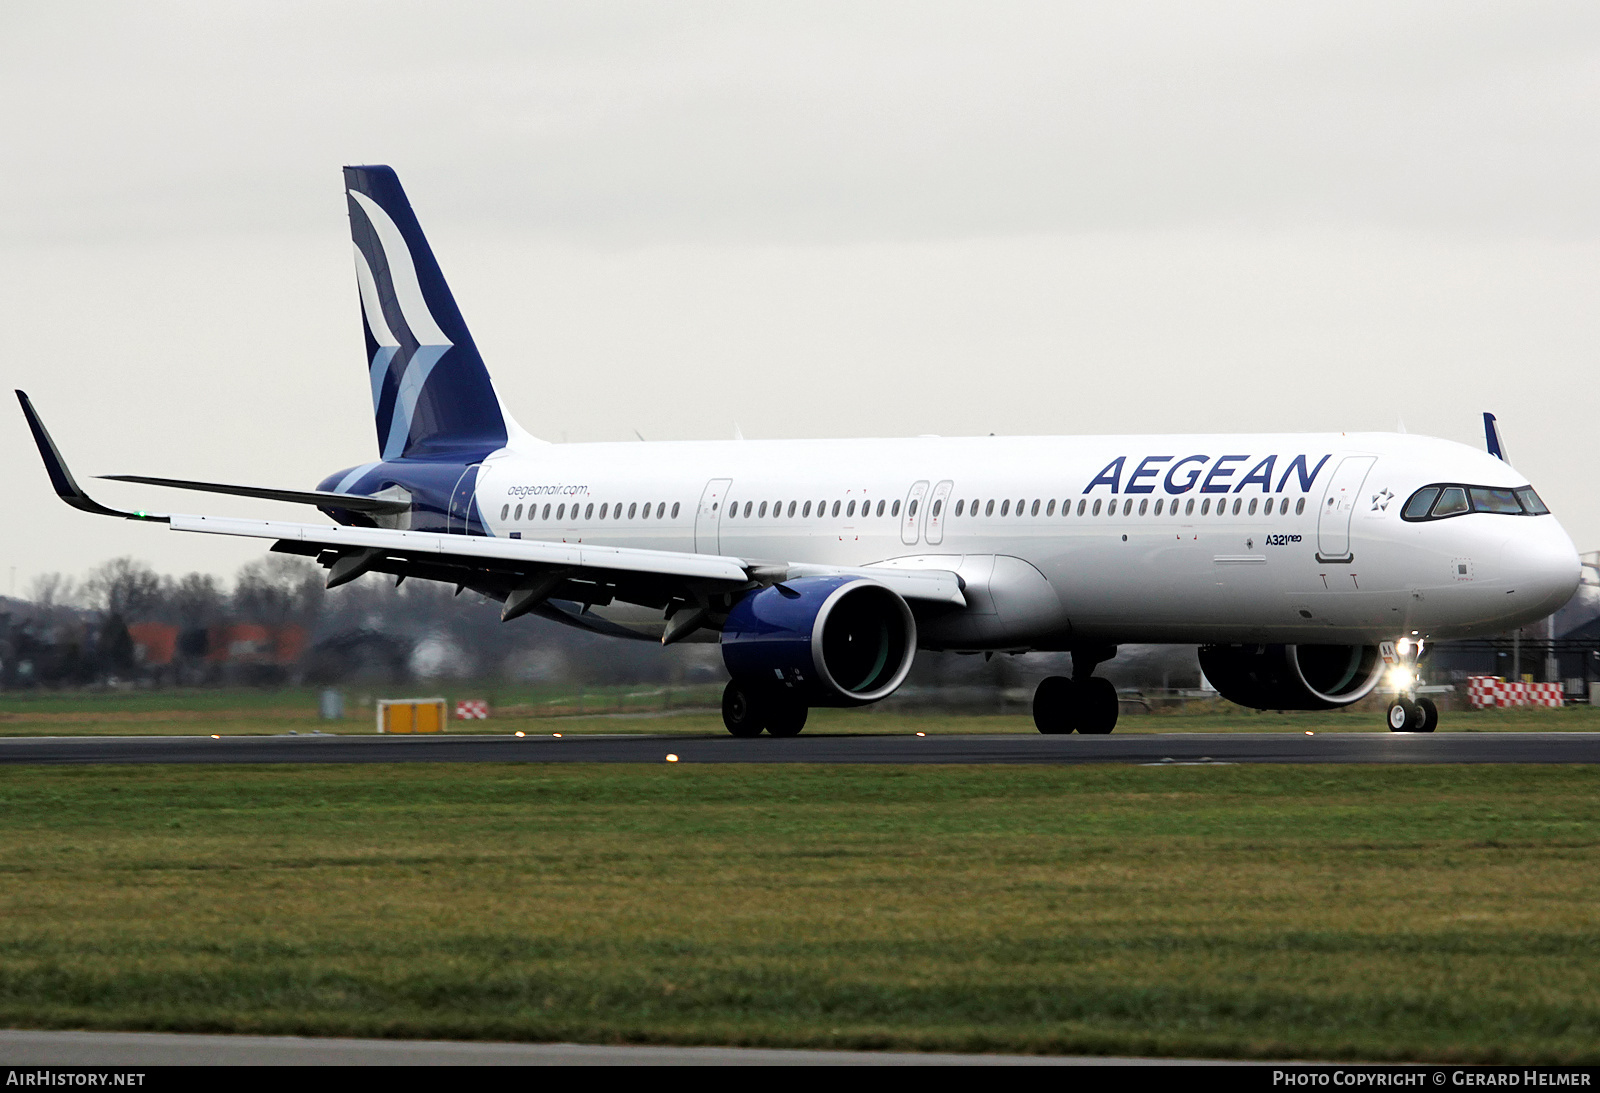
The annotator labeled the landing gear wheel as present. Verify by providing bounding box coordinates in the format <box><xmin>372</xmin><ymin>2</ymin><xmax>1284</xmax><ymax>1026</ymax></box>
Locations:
<box><xmin>765</xmin><ymin>697</ymin><xmax>809</xmax><ymax>738</ymax></box>
<box><xmin>1415</xmin><ymin>696</ymin><xmax>1439</xmax><ymax>733</ymax></box>
<box><xmin>1077</xmin><ymin>677</ymin><xmax>1120</xmax><ymax>735</ymax></box>
<box><xmin>722</xmin><ymin>680</ymin><xmax>767</xmax><ymax>738</ymax></box>
<box><xmin>1033</xmin><ymin>676</ymin><xmax>1076</xmax><ymax>734</ymax></box>
<box><xmin>1386</xmin><ymin>699</ymin><xmax>1422</xmax><ymax>732</ymax></box>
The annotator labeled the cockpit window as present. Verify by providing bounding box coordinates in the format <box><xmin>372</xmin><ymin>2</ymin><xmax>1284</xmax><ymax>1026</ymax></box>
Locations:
<box><xmin>1432</xmin><ymin>487</ymin><xmax>1469</xmax><ymax>517</ymax></box>
<box><xmin>1401</xmin><ymin>483</ymin><xmax>1549</xmax><ymax>521</ymax></box>
<box><xmin>1517</xmin><ymin>488</ymin><xmax>1550</xmax><ymax>515</ymax></box>
<box><xmin>1470</xmin><ymin>488</ymin><xmax>1521</xmax><ymax>515</ymax></box>
<box><xmin>1402</xmin><ymin>488</ymin><xmax>1439</xmax><ymax>519</ymax></box>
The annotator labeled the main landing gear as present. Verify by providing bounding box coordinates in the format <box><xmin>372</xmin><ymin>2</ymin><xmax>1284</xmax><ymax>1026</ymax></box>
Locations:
<box><xmin>1383</xmin><ymin>637</ymin><xmax>1438</xmax><ymax>733</ymax></box>
<box><xmin>722</xmin><ymin>679</ymin><xmax>809</xmax><ymax>738</ymax></box>
<box><xmin>1033</xmin><ymin>645</ymin><xmax>1120</xmax><ymax>735</ymax></box>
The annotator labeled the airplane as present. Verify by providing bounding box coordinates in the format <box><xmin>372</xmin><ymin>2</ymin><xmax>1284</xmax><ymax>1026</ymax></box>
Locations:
<box><xmin>15</xmin><ymin>166</ymin><xmax>1580</xmax><ymax>737</ymax></box>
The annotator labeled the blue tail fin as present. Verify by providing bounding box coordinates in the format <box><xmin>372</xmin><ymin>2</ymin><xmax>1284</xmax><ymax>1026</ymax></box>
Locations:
<box><xmin>345</xmin><ymin>165</ymin><xmax>508</xmax><ymax>461</ymax></box>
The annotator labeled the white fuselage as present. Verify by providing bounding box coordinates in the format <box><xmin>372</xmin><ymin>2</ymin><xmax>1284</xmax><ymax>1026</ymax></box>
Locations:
<box><xmin>467</xmin><ymin>431</ymin><xmax>1578</xmax><ymax>650</ymax></box>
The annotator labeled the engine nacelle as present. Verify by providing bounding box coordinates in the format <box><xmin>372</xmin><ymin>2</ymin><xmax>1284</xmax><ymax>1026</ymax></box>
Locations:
<box><xmin>1197</xmin><ymin>643</ymin><xmax>1384</xmax><ymax>710</ymax></box>
<box><xmin>721</xmin><ymin>576</ymin><xmax>916</xmax><ymax>706</ymax></box>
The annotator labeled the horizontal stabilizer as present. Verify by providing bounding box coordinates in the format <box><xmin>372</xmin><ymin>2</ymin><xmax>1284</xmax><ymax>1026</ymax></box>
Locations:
<box><xmin>99</xmin><ymin>475</ymin><xmax>410</xmax><ymax>515</ymax></box>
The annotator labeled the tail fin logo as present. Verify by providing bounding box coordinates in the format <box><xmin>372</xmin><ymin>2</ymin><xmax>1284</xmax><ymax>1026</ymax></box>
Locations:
<box><xmin>349</xmin><ymin>189</ymin><xmax>456</xmax><ymax>460</ymax></box>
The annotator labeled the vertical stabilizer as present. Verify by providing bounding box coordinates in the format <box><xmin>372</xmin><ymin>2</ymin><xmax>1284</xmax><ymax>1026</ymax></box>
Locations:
<box><xmin>345</xmin><ymin>165</ymin><xmax>517</xmax><ymax>460</ymax></box>
<box><xmin>1483</xmin><ymin>412</ymin><xmax>1509</xmax><ymax>463</ymax></box>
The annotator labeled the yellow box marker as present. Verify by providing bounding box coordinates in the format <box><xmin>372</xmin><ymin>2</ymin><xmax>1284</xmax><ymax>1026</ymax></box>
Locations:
<box><xmin>376</xmin><ymin>697</ymin><xmax>448</xmax><ymax>734</ymax></box>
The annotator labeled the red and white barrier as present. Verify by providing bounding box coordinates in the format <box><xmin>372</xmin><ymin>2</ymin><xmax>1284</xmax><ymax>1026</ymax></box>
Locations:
<box><xmin>1466</xmin><ymin>676</ymin><xmax>1563</xmax><ymax>709</ymax></box>
<box><xmin>454</xmin><ymin>699</ymin><xmax>489</xmax><ymax>720</ymax></box>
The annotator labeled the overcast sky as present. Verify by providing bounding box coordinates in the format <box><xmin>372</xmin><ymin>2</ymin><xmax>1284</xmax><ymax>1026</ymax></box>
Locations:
<box><xmin>3</xmin><ymin>1</ymin><xmax>1598</xmax><ymax>591</ymax></box>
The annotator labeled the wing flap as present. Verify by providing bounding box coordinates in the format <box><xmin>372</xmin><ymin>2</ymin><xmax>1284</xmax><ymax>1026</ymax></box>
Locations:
<box><xmin>167</xmin><ymin>514</ymin><xmax>753</xmax><ymax>583</ymax></box>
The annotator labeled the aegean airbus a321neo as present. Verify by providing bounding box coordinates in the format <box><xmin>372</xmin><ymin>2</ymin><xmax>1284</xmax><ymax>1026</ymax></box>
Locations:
<box><xmin>17</xmin><ymin>166</ymin><xmax>1580</xmax><ymax>736</ymax></box>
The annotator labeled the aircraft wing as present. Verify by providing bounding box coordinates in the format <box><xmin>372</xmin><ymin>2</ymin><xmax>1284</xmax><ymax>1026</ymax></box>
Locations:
<box><xmin>18</xmin><ymin>388</ymin><xmax>964</xmax><ymax>642</ymax></box>
<box><xmin>167</xmin><ymin>512</ymin><xmax>965</xmax><ymax>607</ymax></box>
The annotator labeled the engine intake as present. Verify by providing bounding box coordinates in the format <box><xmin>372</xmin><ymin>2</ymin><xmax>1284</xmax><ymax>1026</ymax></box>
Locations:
<box><xmin>721</xmin><ymin>576</ymin><xmax>916</xmax><ymax>706</ymax></box>
<box><xmin>1197</xmin><ymin>643</ymin><xmax>1384</xmax><ymax>710</ymax></box>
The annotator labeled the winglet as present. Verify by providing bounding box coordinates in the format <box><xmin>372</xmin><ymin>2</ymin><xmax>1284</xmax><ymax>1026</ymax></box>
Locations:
<box><xmin>14</xmin><ymin>391</ymin><xmax>168</xmax><ymax>522</ymax></box>
<box><xmin>1483</xmin><ymin>412</ymin><xmax>1508</xmax><ymax>462</ymax></box>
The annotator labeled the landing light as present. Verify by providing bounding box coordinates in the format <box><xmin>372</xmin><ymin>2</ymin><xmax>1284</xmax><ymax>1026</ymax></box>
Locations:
<box><xmin>916</xmin><ymin>732</ymin><xmax>926</xmax><ymax>737</ymax></box>
<box><xmin>1388</xmin><ymin>667</ymin><xmax>1414</xmax><ymax>690</ymax></box>
<box><xmin>666</xmin><ymin>754</ymin><xmax>679</xmax><ymax>763</ymax></box>
<box><xmin>515</xmin><ymin>731</ymin><xmax>525</xmax><ymax>738</ymax></box>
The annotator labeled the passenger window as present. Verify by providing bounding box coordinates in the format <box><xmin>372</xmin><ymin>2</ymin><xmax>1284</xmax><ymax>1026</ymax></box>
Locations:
<box><xmin>932</xmin><ymin>499</ymin><xmax>942</xmax><ymax>517</ymax></box>
<box><xmin>1280</xmin><ymin>498</ymin><xmax>1289</xmax><ymax>515</ymax></box>
<box><xmin>1122</xmin><ymin>499</ymin><xmax>1132</xmax><ymax>516</ymax></box>
<box><xmin>803</xmin><ymin>501</ymin><xmax>813</xmax><ymax>518</ymax></box>
<box><xmin>1247</xmin><ymin>498</ymin><xmax>1257</xmax><ymax>516</ymax></box>
<box><xmin>892</xmin><ymin>500</ymin><xmax>901</xmax><ymax>517</ymax></box>
<box><xmin>759</xmin><ymin>502</ymin><xmax>768</xmax><ymax>518</ymax></box>
<box><xmin>500</xmin><ymin>504</ymin><xmax>509</xmax><ymax>520</ymax></box>
<box><xmin>1516</xmin><ymin>488</ymin><xmax>1549</xmax><ymax>515</ymax></box>
<box><xmin>1432</xmin><ymin>488</ymin><xmax>1469</xmax><ymax>517</ymax></box>
<box><xmin>1231</xmin><ymin>498</ymin><xmax>1241</xmax><ymax>515</ymax></box>
<box><xmin>955</xmin><ymin>499</ymin><xmax>965</xmax><ymax>517</ymax></box>
<box><xmin>511</xmin><ymin>504</ymin><xmax>521</xmax><ymax>520</ymax></box>
<box><xmin>1000</xmin><ymin>500</ymin><xmax>1010</xmax><ymax>517</ymax></box>
<box><xmin>788</xmin><ymin>501</ymin><xmax>797</xmax><ymax>517</ymax></box>
<box><xmin>542</xmin><ymin>504</ymin><xmax>551</xmax><ymax>520</ymax></box>
<box><xmin>557</xmin><ymin>503</ymin><xmax>566</xmax><ymax>521</ymax></box>
<box><xmin>1046</xmin><ymin>499</ymin><xmax>1056</xmax><ymax>516</ymax></box>
<box><xmin>671</xmin><ymin>502</ymin><xmax>680</xmax><ymax>518</ymax></box>
<box><xmin>1016</xmin><ymin>499</ymin><xmax>1024</xmax><ymax>514</ymax></box>
<box><xmin>1030</xmin><ymin>499</ymin><xmax>1040</xmax><ymax>517</ymax></box>
<box><xmin>583</xmin><ymin>503</ymin><xmax>594</xmax><ymax>520</ymax></box>
<box><xmin>833</xmin><ymin>501</ymin><xmax>842</xmax><ymax>518</ymax></box>
<box><xmin>1138</xmin><ymin>499</ymin><xmax>1148</xmax><ymax>516</ymax></box>
<box><xmin>848</xmin><ymin>500</ymin><xmax>857</xmax><ymax>517</ymax></box>
<box><xmin>1200</xmin><ymin>499</ymin><xmax>1210</xmax><ymax>516</ymax></box>
<box><xmin>625</xmin><ymin>502</ymin><xmax>634</xmax><ymax>519</ymax></box>
<box><xmin>876</xmin><ymin>500</ymin><xmax>886</xmax><ymax>517</ymax></box>
<box><xmin>1092</xmin><ymin>499</ymin><xmax>1102</xmax><ymax>516</ymax></box>
<box><xmin>599</xmin><ymin>503</ymin><xmax>609</xmax><ymax>519</ymax></box>
<box><xmin>1185</xmin><ymin>499</ymin><xmax>1195</xmax><ymax>516</ymax></box>
<box><xmin>1403</xmin><ymin>488</ymin><xmax>1439</xmax><ymax>519</ymax></box>
<box><xmin>985</xmin><ymin>500</ymin><xmax>995</xmax><ymax>517</ymax></box>
<box><xmin>1470</xmin><ymin>488</ymin><xmax>1521</xmax><ymax>515</ymax></box>
<box><xmin>1294</xmin><ymin>498</ymin><xmax>1304</xmax><ymax>516</ymax></box>
<box><xmin>1077</xmin><ymin>499</ymin><xmax>1086</xmax><ymax>516</ymax></box>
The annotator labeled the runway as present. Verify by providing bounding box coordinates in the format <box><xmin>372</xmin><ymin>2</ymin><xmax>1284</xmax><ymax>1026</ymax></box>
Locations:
<box><xmin>1</xmin><ymin>730</ymin><xmax>1597</xmax><ymax>765</ymax></box>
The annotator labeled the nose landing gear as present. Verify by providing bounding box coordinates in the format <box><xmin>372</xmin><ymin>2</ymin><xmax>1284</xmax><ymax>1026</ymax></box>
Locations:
<box><xmin>1033</xmin><ymin>645</ymin><xmax>1120</xmax><ymax>734</ymax></box>
<box><xmin>1382</xmin><ymin>638</ymin><xmax>1438</xmax><ymax>733</ymax></box>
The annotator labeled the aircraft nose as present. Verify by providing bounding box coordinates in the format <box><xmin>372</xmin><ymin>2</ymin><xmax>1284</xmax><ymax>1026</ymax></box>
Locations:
<box><xmin>1503</xmin><ymin>523</ymin><xmax>1581</xmax><ymax>617</ymax></box>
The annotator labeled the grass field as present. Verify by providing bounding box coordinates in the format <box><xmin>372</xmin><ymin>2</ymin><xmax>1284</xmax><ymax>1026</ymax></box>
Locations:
<box><xmin>0</xmin><ymin>761</ymin><xmax>1596</xmax><ymax>1060</ymax></box>
<box><xmin>1</xmin><ymin>685</ymin><xmax>1598</xmax><ymax>736</ymax></box>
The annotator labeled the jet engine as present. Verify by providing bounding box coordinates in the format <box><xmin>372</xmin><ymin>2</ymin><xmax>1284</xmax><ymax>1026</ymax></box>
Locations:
<box><xmin>1197</xmin><ymin>643</ymin><xmax>1384</xmax><ymax>710</ymax></box>
<box><xmin>721</xmin><ymin>576</ymin><xmax>916</xmax><ymax>706</ymax></box>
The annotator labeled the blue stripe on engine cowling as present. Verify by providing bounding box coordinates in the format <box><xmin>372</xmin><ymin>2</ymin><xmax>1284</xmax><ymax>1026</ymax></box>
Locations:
<box><xmin>722</xmin><ymin>576</ymin><xmax>876</xmax><ymax>706</ymax></box>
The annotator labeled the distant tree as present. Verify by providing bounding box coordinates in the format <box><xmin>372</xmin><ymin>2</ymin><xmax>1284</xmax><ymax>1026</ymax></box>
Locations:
<box><xmin>26</xmin><ymin>573</ymin><xmax>77</xmax><ymax>611</ymax></box>
<box><xmin>164</xmin><ymin>572</ymin><xmax>226</xmax><ymax>629</ymax></box>
<box><xmin>82</xmin><ymin>558</ymin><xmax>163</xmax><ymax>622</ymax></box>
<box><xmin>233</xmin><ymin>555</ymin><xmax>323</xmax><ymax>626</ymax></box>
